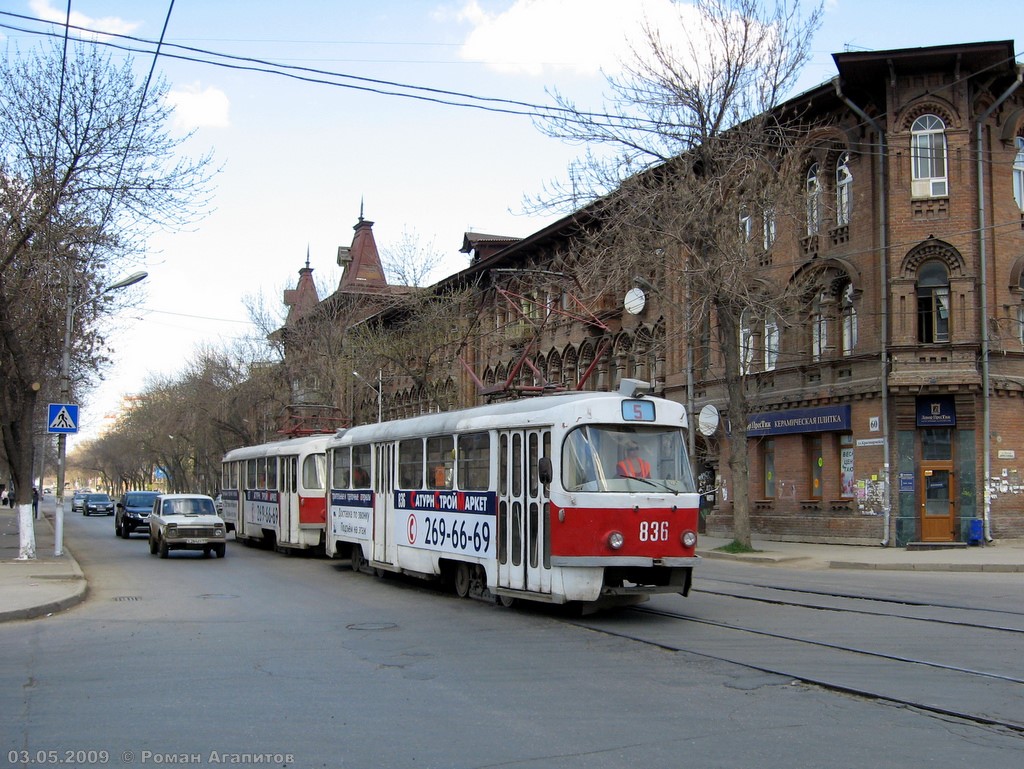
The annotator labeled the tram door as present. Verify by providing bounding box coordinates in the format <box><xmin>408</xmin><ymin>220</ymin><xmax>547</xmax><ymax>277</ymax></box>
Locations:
<box><xmin>280</xmin><ymin>455</ymin><xmax>296</xmax><ymax>545</ymax></box>
<box><xmin>373</xmin><ymin>443</ymin><xmax>395</xmax><ymax>564</ymax></box>
<box><xmin>497</xmin><ymin>429</ymin><xmax>551</xmax><ymax>595</ymax></box>
<box><xmin>920</xmin><ymin>462</ymin><xmax>956</xmax><ymax>542</ymax></box>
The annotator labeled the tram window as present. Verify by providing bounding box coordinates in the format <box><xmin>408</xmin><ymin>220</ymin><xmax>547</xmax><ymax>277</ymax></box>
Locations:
<box><xmin>246</xmin><ymin>459</ymin><xmax>257</xmax><ymax>490</ymax></box>
<box><xmin>427</xmin><ymin>435</ymin><xmax>454</xmax><ymax>490</ymax></box>
<box><xmin>332</xmin><ymin>448</ymin><xmax>351</xmax><ymax>489</ymax></box>
<box><xmin>303</xmin><ymin>453</ymin><xmax>326</xmax><ymax>490</ymax></box>
<box><xmin>528</xmin><ymin>433</ymin><xmax>539</xmax><ymax>497</ymax></box>
<box><xmin>256</xmin><ymin>458</ymin><xmax>268</xmax><ymax>489</ymax></box>
<box><xmin>499</xmin><ymin>434</ymin><xmax>509</xmax><ymax>496</ymax></box>
<box><xmin>267</xmin><ymin>457</ymin><xmax>279</xmax><ymax>490</ymax></box>
<box><xmin>512</xmin><ymin>434</ymin><xmax>522</xmax><ymax>497</ymax></box>
<box><xmin>398</xmin><ymin>439</ymin><xmax>424</xmax><ymax>489</ymax></box>
<box><xmin>458</xmin><ymin>432</ymin><xmax>490</xmax><ymax>490</ymax></box>
<box><xmin>351</xmin><ymin>444</ymin><xmax>372</xmax><ymax>489</ymax></box>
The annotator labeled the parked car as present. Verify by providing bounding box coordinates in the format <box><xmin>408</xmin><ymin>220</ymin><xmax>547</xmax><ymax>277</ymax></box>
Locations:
<box><xmin>71</xmin><ymin>491</ymin><xmax>88</xmax><ymax>513</ymax></box>
<box><xmin>149</xmin><ymin>494</ymin><xmax>227</xmax><ymax>559</ymax></box>
<box><xmin>84</xmin><ymin>493</ymin><xmax>115</xmax><ymax>516</ymax></box>
<box><xmin>115</xmin><ymin>490</ymin><xmax>161</xmax><ymax>538</ymax></box>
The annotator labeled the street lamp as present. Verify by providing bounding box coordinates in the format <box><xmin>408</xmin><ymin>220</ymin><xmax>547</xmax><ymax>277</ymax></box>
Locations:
<box><xmin>352</xmin><ymin>369</ymin><xmax>382</xmax><ymax>424</ymax></box>
<box><xmin>54</xmin><ymin>270</ymin><xmax>148</xmax><ymax>556</ymax></box>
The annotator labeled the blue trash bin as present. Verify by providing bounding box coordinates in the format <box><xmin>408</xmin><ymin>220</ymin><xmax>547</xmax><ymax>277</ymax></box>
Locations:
<box><xmin>967</xmin><ymin>518</ymin><xmax>984</xmax><ymax>545</ymax></box>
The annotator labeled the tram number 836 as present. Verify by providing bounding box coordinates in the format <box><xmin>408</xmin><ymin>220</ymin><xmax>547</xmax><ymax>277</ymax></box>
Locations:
<box><xmin>638</xmin><ymin>520</ymin><xmax>670</xmax><ymax>542</ymax></box>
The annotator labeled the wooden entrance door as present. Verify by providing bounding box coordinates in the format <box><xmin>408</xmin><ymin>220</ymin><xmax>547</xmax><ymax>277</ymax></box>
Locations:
<box><xmin>919</xmin><ymin>462</ymin><xmax>955</xmax><ymax>542</ymax></box>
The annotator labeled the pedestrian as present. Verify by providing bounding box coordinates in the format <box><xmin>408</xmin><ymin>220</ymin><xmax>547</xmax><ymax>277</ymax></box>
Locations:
<box><xmin>33</xmin><ymin>487</ymin><xmax>40</xmax><ymax>518</ymax></box>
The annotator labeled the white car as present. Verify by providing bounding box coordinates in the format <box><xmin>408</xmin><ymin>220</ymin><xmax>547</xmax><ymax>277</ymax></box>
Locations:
<box><xmin>148</xmin><ymin>493</ymin><xmax>227</xmax><ymax>559</ymax></box>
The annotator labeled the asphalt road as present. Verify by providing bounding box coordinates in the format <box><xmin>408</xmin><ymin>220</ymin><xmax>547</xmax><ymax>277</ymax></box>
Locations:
<box><xmin>2</xmin><ymin>511</ymin><xmax>1022</xmax><ymax>769</ymax></box>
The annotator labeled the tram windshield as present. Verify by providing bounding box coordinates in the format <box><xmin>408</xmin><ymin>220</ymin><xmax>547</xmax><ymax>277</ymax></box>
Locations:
<box><xmin>561</xmin><ymin>425</ymin><xmax>696</xmax><ymax>493</ymax></box>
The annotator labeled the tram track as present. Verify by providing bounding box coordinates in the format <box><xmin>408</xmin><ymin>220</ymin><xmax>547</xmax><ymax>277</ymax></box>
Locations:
<box><xmin>692</xmin><ymin>581</ymin><xmax>1024</xmax><ymax>634</ymax></box>
<box><xmin>569</xmin><ymin>599</ymin><xmax>1024</xmax><ymax>736</ymax></box>
<box><xmin>697</xmin><ymin>576</ymin><xmax>1024</xmax><ymax>619</ymax></box>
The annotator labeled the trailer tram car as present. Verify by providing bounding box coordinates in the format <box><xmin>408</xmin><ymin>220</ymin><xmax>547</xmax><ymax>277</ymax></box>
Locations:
<box><xmin>325</xmin><ymin>380</ymin><xmax>701</xmax><ymax>607</ymax></box>
<box><xmin>220</xmin><ymin>434</ymin><xmax>331</xmax><ymax>552</ymax></box>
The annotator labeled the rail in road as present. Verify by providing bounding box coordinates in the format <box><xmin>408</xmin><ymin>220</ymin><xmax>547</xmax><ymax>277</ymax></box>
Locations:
<box><xmin>572</xmin><ymin>577</ymin><xmax>1024</xmax><ymax>735</ymax></box>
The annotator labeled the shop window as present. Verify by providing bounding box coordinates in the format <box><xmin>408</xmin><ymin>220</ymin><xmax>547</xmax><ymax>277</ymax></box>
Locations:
<box><xmin>807</xmin><ymin>435</ymin><xmax>823</xmax><ymax>500</ymax></box>
<box><xmin>911</xmin><ymin>114</ymin><xmax>948</xmax><ymax>198</ymax></box>
<box><xmin>835</xmin><ymin>153</ymin><xmax>852</xmax><ymax>226</ymax></box>
<box><xmin>916</xmin><ymin>261</ymin><xmax>950</xmax><ymax>343</ymax></box>
<box><xmin>763</xmin><ymin>439</ymin><xmax>775</xmax><ymax>498</ymax></box>
<box><xmin>921</xmin><ymin>428</ymin><xmax>952</xmax><ymax>461</ymax></box>
<box><xmin>839</xmin><ymin>434</ymin><xmax>855</xmax><ymax>498</ymax></box>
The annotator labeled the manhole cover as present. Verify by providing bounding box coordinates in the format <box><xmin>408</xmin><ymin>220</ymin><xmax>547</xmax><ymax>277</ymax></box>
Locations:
<box><xmin>346</xmin><ymin>622</ymin><xmax>398</xmax><ymax>631</ymax></box>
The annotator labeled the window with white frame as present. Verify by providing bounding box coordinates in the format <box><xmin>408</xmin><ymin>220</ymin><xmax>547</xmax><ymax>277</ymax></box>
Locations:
<box><xmin>806</xmin><ymin>163</ymin><xmax>821</xmax><ymax>235</ymax></box>
<box><xmin>739</xmin><ymin>207</ymin><xmax>752</xmax><ymax>242</ymax></box>
<box><xmin>841</xmin><ymin>282</ymin><xmax>857</xmax><ymax>356</ymax></box>
<box><xmin>763</xmin><ymin>315</ymin><xmax>779</xmax><ymax>371</ymax></box>
<box><xmin>917</xmin><ymin>261</ymin><xmax>950</xmax><ymax>343</ymax></box>
<box><xmin>762</xmin><ymin>206</ymin><xmax>776</xmax><ymax>250</ymax></box>
<box><xmin>1014</xmin><ymin>136</ymin><xmax>1024</xmax><ymax>212</ymax></box>
<box><xmin>911</xmin><ymin>114</ymin><xmax>948</xmax><ymax>198</ymax></box>
<box><xmin>836</xmin><ymin>153</ymin><xmax>852</xmax><ymax>226</ymax></box>
<box><xmin>810</xmin><ymin>293</ymin><xmax>829</xmax><ymax>362</ymax></box>
<box><xmin>740</xmin><ymin>309</ymin><xmax>755</xmax><ymax>374</ymax></box>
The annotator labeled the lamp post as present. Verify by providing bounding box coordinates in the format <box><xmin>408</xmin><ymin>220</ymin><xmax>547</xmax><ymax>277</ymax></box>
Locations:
<box><xmin>352</xmin><ymin>369</ymin><xmax>382</xmax><ymax>423</ymax></box>
<box><xmin>54</xmin><ymin>270</ymin><xmax>148</xmax><ymax>556</ymax></box>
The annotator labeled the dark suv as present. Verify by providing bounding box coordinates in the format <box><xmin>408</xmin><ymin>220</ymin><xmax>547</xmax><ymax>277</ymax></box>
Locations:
<box><xmin>84</xmin><ymin>493</ymin><xmax>115</xmax><ymax>516</ymax></box>
<box><xmin>115</xmin><ymin>491</ymin><xmax>161</xmax><ymax>537</ymax></box>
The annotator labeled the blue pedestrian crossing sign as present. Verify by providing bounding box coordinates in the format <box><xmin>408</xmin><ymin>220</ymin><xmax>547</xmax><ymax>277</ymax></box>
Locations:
<box><xmin>47</xmin><ymin>403</ymin><xmax>80</xmax><ymax>434</ymax></box>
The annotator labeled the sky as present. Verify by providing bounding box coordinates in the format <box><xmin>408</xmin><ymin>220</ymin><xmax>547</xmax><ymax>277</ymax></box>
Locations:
<box><xmin>1</xmin><ymin>0</ymin><xmax>1020</xmax><ymax>446</ymax></box>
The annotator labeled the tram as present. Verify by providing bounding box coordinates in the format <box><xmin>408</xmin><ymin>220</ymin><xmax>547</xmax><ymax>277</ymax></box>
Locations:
<box><xmin>325</xmin><ymin>380</ymin><xmax>700</xmax><ymax>607</ymax></box>
<box><xmin>220</xmin><ymin>434</ymin><xmax>331</xmax><ymax>551</ymax></box>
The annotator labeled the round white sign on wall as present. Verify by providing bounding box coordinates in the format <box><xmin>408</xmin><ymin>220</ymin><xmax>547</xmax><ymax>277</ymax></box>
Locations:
<box><xmin>623</xmin><ymin>287</ymin><xmax>646</xmax><ymax>315</ymax></box>
<box><xmin>698</xmin><ymin>404</ymin><xmax>720</xmax><ymax>436</ymax></box>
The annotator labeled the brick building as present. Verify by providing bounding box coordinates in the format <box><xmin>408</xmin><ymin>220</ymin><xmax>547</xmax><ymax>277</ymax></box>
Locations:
<box><xmin>296</xmin><ymin>40</ymin><xmax>1024</xmax><ymax>546</ymax></box>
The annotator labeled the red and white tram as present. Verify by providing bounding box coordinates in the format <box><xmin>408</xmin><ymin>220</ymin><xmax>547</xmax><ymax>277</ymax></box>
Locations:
<box><xmin>325</xmin><ymin>380</ymin><xmax>700</xmax><ymax>607</ymax></box>
<box><xmin>220</xmin><ymin>434</ymin><xmax>331</xmax><ymax>551</ymax></box>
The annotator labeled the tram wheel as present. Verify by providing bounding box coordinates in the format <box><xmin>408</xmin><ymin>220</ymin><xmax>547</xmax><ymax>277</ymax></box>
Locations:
<box><xmin>454</xmin><ymin>562</ymin><xmax>471</xmax><ymax>598</ymax></box>
<box><xmin>351</xmin><ymin>546</ymin><xmax>364</xmax><ymax>572</ymax></box>
<box><xmin>498</xmin><ymin>595</ymin><xmax>516</xmax><ymax>608</ymax></box>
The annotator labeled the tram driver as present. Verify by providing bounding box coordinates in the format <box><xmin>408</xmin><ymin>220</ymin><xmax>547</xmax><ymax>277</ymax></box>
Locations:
<box><xmin>616</xmin><ymin>441</ymin><xmax>651</xmax><ymax>479</ymax></box>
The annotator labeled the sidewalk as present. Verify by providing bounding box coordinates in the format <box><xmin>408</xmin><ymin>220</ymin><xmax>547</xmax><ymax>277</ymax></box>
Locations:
<box><xmin>2</xmin><ymin>505</ymin><xmax>1023</xmax><ymax>622</ymax></box>
<box><xmin>0</xmin><ymin>502</ymin><xmax>87</xmax><ymax>622</ymax></box>
<box><xmin>697</xmin><ymin>534</ymin><xmax>1024</xmax><ymax>572</ymax></box>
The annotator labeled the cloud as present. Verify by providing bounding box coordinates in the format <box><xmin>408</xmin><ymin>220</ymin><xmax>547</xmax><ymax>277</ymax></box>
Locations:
<box><xmin>456</xmin><ymin>0</ymin><xmax>685</xmax><ymax>77</ymax></box>
<box><xmin>29</xmin><ymin>0</ymin><xmax>140</xmax><ymax>37</ymax></box>
<box><xmin>165</xmin><ymin>84</ymin><xmax>231</xmax><ymax>131</ymax></box>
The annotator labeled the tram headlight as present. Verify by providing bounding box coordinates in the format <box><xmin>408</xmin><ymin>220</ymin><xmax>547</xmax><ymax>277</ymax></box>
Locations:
<box><xmin>607</xmin><ymin>531</ymin><xmax>624</xmax><ymax>550</ymax></box>
<box><xmin>681</xmin><ymin>530</ymin><xmax>697</xmax><ymax>547</ymax></box>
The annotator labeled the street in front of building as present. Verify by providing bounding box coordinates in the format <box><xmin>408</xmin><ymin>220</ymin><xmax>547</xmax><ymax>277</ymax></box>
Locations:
<box><xmin>2</xmin><ymin>511</ymin><xmax>1021</xmax><ymax>769</ymax></box>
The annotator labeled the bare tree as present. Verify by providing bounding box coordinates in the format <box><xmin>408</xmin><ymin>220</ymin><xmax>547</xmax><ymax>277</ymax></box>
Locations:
<box><xmin>533</xmin><ymin>0</ymin><xmax>823</xmax><ymax>548</ymax></box>
<box><xmin>0</xmin><ymin>40</ymin><xmax>214</xmax><ymax>556</ymax></box>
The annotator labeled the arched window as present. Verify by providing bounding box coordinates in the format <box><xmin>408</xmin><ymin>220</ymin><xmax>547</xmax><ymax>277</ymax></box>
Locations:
<box><xmin>805</xmin><ymin>163</ymin><xmax>821</xmax><ymax>235</ymax></box>
<box><xmin>1013</xmin><ymin>136</ymin><xmax>1024</xmax><ymax>212</ymax></box>
<box><xmin>917</xmin><ymin>261</ymin><xmax>950</xmax><ymax>343</ymax></box>
<box><xmin>911</xmin><ymin>114</ymin><xmax>948</xmax><ymax>198</ymax></box>
<box><xmin>836</xmin><ymin>153</ymin><xmax>852</xmax><ymax>226</ymax></box>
